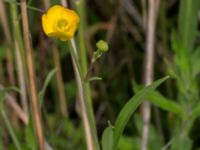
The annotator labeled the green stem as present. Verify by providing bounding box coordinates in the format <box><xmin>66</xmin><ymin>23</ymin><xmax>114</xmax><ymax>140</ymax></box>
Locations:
<box><xmin>1</xmin><ymin>110</ymin><xmax>22</xmax><ymax>150</ymax></box>
<box><xmin>75</xmin><ymin>1</ymin><xmax>100</xmax><ymax>149</ymax></box>
<box><xmin>68</xmin><ymin>39</ymin><xmax>83</xmax><ymax>78</ymax></box>
<box><xmin>69</xmin><ymin>40</ymin><xmax>100</xmax><ymax>150</ymax></box>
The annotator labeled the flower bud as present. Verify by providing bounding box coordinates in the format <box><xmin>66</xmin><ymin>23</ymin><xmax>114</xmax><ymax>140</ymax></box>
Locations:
<box><xmin>96</xmin><ymin>40</ymin><xmax>109</xmax><ymax>52</ymax></box>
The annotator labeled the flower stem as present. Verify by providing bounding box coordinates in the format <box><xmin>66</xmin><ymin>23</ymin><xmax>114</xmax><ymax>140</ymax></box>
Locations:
<box><xmin>75</xmin><ymin>0</ymin><xmax>100</xmax><ymax>149</ymax></box>
<box><xmin>68</xmin><ymin>39</ymin><xmax>100</xmax><ymax>150</ymax></box>
<box><xmin>68</xmin><ymin>39</ymin><xmax>94</xmax><ymax>150</ymax></box>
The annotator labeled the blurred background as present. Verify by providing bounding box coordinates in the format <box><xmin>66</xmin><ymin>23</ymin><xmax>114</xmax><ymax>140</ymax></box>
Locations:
<box><xmin>0</xmin><ymin>0</ymin><xmax>200</xmax><ymax>149</ymax></box>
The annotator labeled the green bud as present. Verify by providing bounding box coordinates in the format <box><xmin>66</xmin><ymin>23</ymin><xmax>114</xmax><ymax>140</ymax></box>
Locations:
<box><xmin>96</xmin><ymin>40</ymin><xmax>109</xmax><ymax>52</ymax></box>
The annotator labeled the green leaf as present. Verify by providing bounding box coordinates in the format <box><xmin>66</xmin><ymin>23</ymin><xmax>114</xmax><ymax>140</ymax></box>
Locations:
<box><xmin>113</xmin><ymin>76</ymin><xmax>169</xmax><ymax>150</ymax></box>
<box><xmin>101</xmin><ymin>121</ymin><xmax>114</xmax><ymax>150</ymax></box>
<box><xmin>147</xmin><ymin>91</ymin><xmax>185</xmax><ymax>119</ymax></box>
<box><xmin>178</xmin><ymin>0</ymin><xmax>200</xmax><ymax>52</ymax></box>
<box><xmin>39</xmin><ymin>68</ymin><xmax>57</xmax><ymax>107</ymax></box>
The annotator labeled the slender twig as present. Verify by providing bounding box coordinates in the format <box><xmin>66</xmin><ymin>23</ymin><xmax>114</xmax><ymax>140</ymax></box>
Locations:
<box><xmin>141</xmin><ymin>0</ymin><xmax>160</xmax><ymax>150</ymax></box>
<box><xmin>20</xmin><ymin>0</ymin><xmax>45</xmax><ymax>149</ymax></box>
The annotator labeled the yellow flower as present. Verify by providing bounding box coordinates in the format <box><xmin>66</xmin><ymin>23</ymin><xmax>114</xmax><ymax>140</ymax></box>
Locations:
<box><xmin>42</xmin><ymin>5</ymin><xmax>80</xmax><ymax>41</ymax></box>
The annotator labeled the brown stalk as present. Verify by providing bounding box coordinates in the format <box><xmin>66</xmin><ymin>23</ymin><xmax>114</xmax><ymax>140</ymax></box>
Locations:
<box><xmin>141</xmin><ymin>0</ymin><xmax>160</xmax><ymax>150</ymax></box>
<box><xmin>20</xmin><ymin>0</ymin><xmax>45</xmax><ymax>149</ymax></box>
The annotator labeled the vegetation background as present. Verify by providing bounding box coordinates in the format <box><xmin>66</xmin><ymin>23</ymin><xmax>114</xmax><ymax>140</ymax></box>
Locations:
<box><xmin>0</xmin><ymin>0</ymin><xmax>200</xmax><ymax>150</ymax></box>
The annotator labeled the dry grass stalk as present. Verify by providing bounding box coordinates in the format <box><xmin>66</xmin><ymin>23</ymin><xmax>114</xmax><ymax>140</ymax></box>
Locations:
<box><xmin>141</xmin><ymin>0</ymin><xmax>160</xmax><ymax>150</ymax></box>
<box><xmin>20</xmin><ymin>0</ymin><xmax>45</xmax><ymax>149</ymax></box>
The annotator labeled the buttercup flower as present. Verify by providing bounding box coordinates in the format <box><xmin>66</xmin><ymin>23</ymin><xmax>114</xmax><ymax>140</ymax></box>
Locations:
<box><xmin>42</xmin><ymin>5</ymin><xmax>80</xmax><ymax>41</ymax></box>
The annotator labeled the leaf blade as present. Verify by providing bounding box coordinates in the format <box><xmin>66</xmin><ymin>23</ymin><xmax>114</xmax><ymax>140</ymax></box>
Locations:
<box><xmin>39</xmin><ymin>68</ymin><xmax>57</xmax><ymax>107</ymax></box>
<box><xmin>101</xmin><ymin>122</ymin><xmax>114</xmax><ymax>150</ymax></box>
<box><xmin>113</xmin><ymin>76</ymin><xmax>169</xmax><ymax>150</ymax></box>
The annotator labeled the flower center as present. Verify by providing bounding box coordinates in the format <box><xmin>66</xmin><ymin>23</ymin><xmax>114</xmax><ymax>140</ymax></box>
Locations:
<box><xmin>57</xmin><ymin>19</ymin><xmax>68</xmax><ymax>31</ymax></box>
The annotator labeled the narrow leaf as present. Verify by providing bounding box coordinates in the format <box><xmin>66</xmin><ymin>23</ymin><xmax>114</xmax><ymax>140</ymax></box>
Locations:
<box><xmin>101</xmin><ymin>121</ymin><xmax>114</xmax><ymax>150</ymax></box>
<box><xmin>147</xmin><ymin>91</ymin><xmax>185</xmax><ymax>119</ymax></box>
<box><xmin>39</xmin><ymin>68</ymin><xmax>57</xmax><ymax>106</ymax></box>
<box><xmin>113</xmin><ymin>76</ymin><xmax>169</xmax><ymax>150</ymax></box>
<box><xmin>178</xmin><ymin>0</ymin><xmax>200</xmax><ymax>52</ymax></box>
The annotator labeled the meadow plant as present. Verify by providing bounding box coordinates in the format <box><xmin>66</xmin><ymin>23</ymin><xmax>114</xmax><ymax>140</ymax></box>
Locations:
<box><xmin>0</xmin><ymin>0</ymin><xmax>200</xmax><ymax>150</ymax></box>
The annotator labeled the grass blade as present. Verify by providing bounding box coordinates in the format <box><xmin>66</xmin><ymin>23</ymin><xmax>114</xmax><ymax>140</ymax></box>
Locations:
<box><xmin>178</xmin><ymin>0</ymin><xmax>200</xmax><ymax>52</ymax></box>
<box><xmin>113</xmin><ymin>76</ymin><xmax>169</xmax><ymax>150</ymax></box>
<box><xmin>147</xmin><ymin>91</ymin><xmax>185</xmax><ymax>119</ymax></box>
<box><xmin>39</xmin><ymin>68</ymin><xmax>57</xmax><ymax>106</ymax></box>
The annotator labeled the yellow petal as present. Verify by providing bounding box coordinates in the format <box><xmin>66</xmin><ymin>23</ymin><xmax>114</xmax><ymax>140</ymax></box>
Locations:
<box><xmin>42</xmin><ymin>14</ymin><xmax>53</xmax><ymax>35</ymax></box>
<box><xmin>41</xmin><ymin>5</ymin><xmax>80</xmax><ymax>41</ymax></box>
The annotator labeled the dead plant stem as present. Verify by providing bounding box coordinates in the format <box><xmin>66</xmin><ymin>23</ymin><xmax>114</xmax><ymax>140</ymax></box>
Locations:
<box><xmin>20</xmin><ymin>0</ymin><xmax>44</xmax><ymax>149</ymax></box>
<box><xmin>141</xmin><ymin>0</ymin><xmax>160</xmax><ymax>150</ymax></box>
